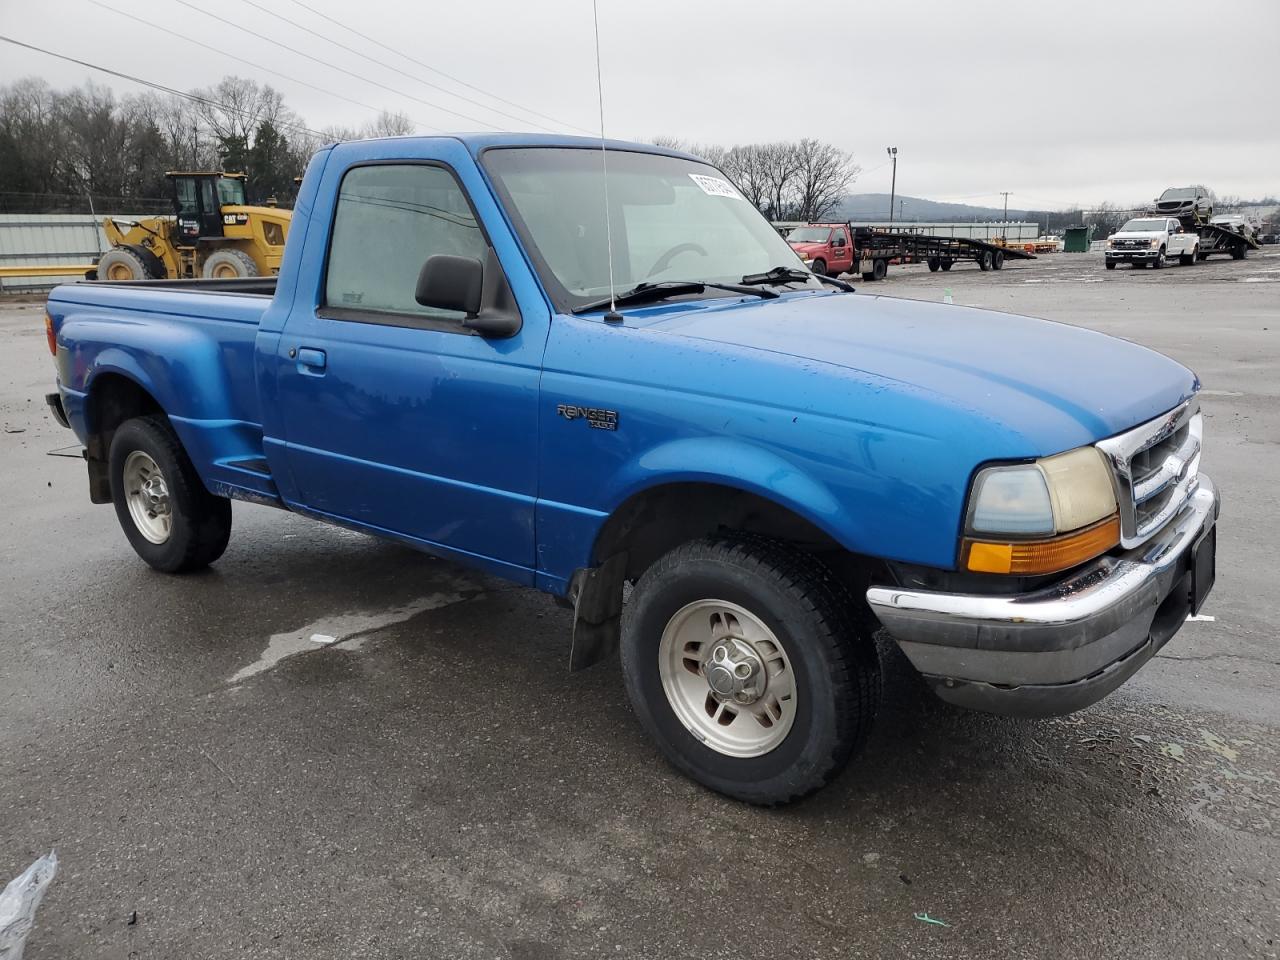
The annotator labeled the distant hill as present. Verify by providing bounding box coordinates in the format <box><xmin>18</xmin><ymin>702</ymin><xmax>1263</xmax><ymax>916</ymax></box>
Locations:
<box><xmin>832</xmin><ymin>193</ymin><xmax>1033</xmax><ymax>222</ymax></box>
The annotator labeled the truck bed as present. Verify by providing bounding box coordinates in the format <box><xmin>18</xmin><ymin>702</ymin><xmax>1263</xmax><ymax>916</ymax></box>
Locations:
<box><xmin>48</xmin><ymin>276</ymin><xmax>277</xmax><ymax>503</ymax></box>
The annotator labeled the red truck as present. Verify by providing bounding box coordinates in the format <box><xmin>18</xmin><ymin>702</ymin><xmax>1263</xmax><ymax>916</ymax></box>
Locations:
<box><xmin>785</xmin><ymin>223</ymin><xmax>855</xmax><ymax>276</ymax></box>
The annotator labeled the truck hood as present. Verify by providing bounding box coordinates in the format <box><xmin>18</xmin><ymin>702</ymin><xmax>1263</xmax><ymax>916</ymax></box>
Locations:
<box><xmin>628</xmin><ymin>292</ymin><xmax>1197</xmax><ymax>454</ymax></box>
<box><xmin>1110</xmin><ymin>231</ymin><xmax>1164</xmax><ymax>240</ymax></box>
<box><xmin>788</xmin><ymin>242</ymin><xmax>826</xmax><ymax>255</ymax></box>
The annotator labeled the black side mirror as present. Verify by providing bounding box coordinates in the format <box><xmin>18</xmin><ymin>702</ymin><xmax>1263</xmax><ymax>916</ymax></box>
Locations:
<box><xmin>833</xmin><ymin>236</ymin><xmax>846</xmax><ymax>248</ymax></box>
<box><xmin>416</xmin><ymin>254</ymin><xmax>483</xmax><ymax>317</ymax></box>
<box><xmin>415</xmin><ymin>249</ymin><xmax>522</xmax><ymax>338</ymax></box>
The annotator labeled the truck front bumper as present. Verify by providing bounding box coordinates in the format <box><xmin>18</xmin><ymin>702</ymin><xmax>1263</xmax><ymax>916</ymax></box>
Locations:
<box><xmin>1106</xmin><ymin>249</ymin><xmax>1158</xmax><ymax>260</ymax></box>
<box><xmin>866</xmin><ymin>475</ymin><xmax>1219</xmax><ymax>718</ymax></box>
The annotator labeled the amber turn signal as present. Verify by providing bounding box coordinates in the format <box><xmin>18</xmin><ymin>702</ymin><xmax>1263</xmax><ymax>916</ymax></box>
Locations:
<box><xmin>964</xmin><ymin>514</ymin><xmax>1121</xmax><ymax>576</ymax></box>
<box><xmin>45</xmin><ymin>311</ymin><xmax>56</xmax><ymax>356</ymax></box>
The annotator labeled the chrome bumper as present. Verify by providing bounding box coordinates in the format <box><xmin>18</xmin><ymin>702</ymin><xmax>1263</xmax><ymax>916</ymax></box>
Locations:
<box><xmin>866</xmin><ymin>475</ymin><xmax>1219</xmax><ymax>717</ymax></box>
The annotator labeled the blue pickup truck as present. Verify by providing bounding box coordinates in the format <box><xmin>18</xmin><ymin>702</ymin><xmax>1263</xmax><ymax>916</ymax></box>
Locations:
<box><xmin>43</xmin><ymin>134</ymin><xmax>1219</xmax><ymax>804</ymax></box>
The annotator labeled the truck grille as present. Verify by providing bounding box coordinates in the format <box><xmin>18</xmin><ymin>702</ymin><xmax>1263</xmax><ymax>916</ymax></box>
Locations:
<box><xmin>1096</xmin><ymin>401</ymin><xmax>1202</xmax><ymax>548</ymax></box>
<box><xmin>1113</xmin><ymin>238</ymin><xmax>1150</xmax><ymax>249</ymax></box>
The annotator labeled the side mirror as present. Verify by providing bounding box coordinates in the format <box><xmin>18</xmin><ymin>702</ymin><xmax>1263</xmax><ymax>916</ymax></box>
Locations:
<box><xmin>833</xmin><ymin>236</ymin><xmax>846</xmax><ymax>248</ymax></box>
<box><xmin>414</xmin><ymin>249</ymin><xmax>522</xmax><ymax>338</ymax></box>
<box><xmin>416</xmin><ymin>254</ymin><xmax>483</xmax><ymax>317</ymax></box>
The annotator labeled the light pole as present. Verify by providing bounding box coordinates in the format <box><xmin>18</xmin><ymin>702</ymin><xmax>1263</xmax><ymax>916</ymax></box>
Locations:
<box><xmin>887</xmin><ymin>146</ymin><xmax>898</xmax><ymax>223</ymax></box>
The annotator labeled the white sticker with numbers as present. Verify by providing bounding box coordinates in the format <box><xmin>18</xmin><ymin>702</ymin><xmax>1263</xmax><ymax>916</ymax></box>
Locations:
<box><xmin>688</xmin><ymin>173</ymin><xmax>742</xmax><ymax>199</ymax></box>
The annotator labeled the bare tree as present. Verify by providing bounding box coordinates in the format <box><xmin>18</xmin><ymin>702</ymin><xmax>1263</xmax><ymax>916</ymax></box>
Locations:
<box><xmin>793</xmin><ymin>139</ymin><xmax>859</xmax><ymax>221</ymax></box>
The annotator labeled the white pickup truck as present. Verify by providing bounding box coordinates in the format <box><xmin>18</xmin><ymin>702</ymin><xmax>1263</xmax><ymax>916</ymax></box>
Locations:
<box><xmin>1105</xmin><ymin>217</ymin><xmax>1199</xmax><ymax>269</ymax></box>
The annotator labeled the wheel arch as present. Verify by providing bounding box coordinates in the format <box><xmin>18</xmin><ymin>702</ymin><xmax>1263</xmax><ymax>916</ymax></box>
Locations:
<box><xmin>567</xmin><ymin>469</ymin><xmax>887</xmax><ymax>672</ymax></box>
<box><xmin>82</xmin><ymin>370</ymin><xmax>166</xmax><ymax>503</ymax></box>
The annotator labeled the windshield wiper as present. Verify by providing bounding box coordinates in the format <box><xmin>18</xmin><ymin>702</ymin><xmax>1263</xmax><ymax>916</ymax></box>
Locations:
<box><xmin>572</xmin><ymin>279</ymin><xmax>778</xmax><ymax>315</ymax></box>
<box><xmin>741</xmin><ymin>265</ymin><xmax>855</xmax><ymax>292</ymax></box>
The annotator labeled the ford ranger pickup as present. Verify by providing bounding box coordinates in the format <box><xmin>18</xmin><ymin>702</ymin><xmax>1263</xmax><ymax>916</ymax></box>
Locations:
<box><xmin>43</xmin><ymin>134</ymin><xmax>1219</xmax><ymax>804</ymax></box>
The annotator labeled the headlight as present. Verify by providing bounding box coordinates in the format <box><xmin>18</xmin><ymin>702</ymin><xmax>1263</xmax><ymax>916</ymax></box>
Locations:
<box><xmin>1105</xmin><ymin>239</ymin><xmax>1114</xmax><ymax>249</ymax></box>
<box><xmin>963</xmin><ymin>447</ymin><xmax>1119</xmax><ymax>575</ymax></box>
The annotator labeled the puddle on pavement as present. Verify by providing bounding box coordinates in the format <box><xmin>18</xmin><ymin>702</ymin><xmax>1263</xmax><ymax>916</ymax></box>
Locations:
<box><xmin>228</xmin><ymin>579</ymin><xmax>478</xmax><ymax>684</ymax></box>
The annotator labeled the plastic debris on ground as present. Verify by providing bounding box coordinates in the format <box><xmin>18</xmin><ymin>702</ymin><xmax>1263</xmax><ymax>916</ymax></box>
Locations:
<box><xmin>0</xmin><ymin>851</ymin><xmax>58</xmax><ymax>960</ymax></box>
<box><xmin>913</xmin><ymin>911</ymin><xmax>950</xmax><ymax>927</ymax></box>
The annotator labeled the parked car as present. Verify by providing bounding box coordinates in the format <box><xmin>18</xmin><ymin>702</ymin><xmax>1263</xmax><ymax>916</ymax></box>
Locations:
<box><xmin>1105</xmin><ymin>217</ymin><xmax>1199</xmax><ymax>268</ymax></box>
<box><xmin>1153</xmin><ymin>185</ymin><xmax>1214</xmax><ymax>220</ymax></box>
<box><xmin>42</xmin><ymin>134</ymin><xmax>1220</xmax><ymax>805</ymax></box>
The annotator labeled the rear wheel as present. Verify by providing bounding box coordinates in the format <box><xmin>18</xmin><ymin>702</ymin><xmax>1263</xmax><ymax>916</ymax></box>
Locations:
<box><xmin>872</xmin><ymin>258</ymin><xmax>888</xmax><ymax>281</ymax></box>
<box><xmin>991</xmin><ymin>249</ymin><xmax>1005</xmax><ymax>270</ymax></box>
<box><xmin>927</xmin><ymin>257</ymin><xmax>940</xmax><ymax>272</ymax></box>
<box><xmin>976</xmin><ymin>250</ymin><xmax>993</xmax><ymax>271</ymax></box>
<box><xmin>96</xmin><ymin>247</ymin><xmax>155</xmax><ymax>282</ymax></box>
<box><xmin>109</xmin><ymin>416</ymin><xmax>232</xmax><ymax>573</ymax></box>
<box><xmin>1231</xmin><ymin>245</ymin><xmax>1247</xmax><ymax>261</ymax></box>
<box><xmin>620</xmin><ymin>536</ymin><xmax>880</xmax><ymax>805</ymax></box>
<box><xmin>1179</xmin><ymin>251</ymin><xmax>1195</xmax><ymax>266</ymax></box>
<box><xmin>810</xmin><ymin>258</ymin><xmax>827</xmax><ymax>276</ymax></box>
<box><xmin>940</xmin><ymin>259</ymin><xmax>953</xmax><ymax>272</ymax></box>
<box><xmin>201</xmin><ymin>248</ymin><xmax>259</xmax><ymax>279</ymax></box>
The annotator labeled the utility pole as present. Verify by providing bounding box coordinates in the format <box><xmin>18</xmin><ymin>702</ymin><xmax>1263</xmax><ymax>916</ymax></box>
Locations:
<box><xmin>887</xmin><ymin>146</ymin><xmax>898</xmax><ymax>223</ymax></box>
<box><xmin>1000</xmin><ymin>191</ymin><xmax>1010</xmax><ymax>223</ymax></box>
<box><xmin>899</xmin><ymin>199</ymin><xmax>905</xmax><ymax>221</ymax></box>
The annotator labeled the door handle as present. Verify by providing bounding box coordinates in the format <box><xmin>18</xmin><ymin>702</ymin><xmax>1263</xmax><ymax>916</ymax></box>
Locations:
<box><xmin>296</xmin><ymin>347</ymin><xmax>326</xmax><ymax>370</ymax></box>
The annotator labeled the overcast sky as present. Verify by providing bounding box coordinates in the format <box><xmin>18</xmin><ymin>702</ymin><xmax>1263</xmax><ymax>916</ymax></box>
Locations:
<box><xmin>2</xmin><ymin>0</ymin><xmax>1277</xmax><ymax>209</ymax></box>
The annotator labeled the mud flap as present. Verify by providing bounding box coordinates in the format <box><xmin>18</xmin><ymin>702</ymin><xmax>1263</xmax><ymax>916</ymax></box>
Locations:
<box><xmin>568</xmin><ymin>552</ymin><xmax>628</xmax><ymax>671</ymax></box>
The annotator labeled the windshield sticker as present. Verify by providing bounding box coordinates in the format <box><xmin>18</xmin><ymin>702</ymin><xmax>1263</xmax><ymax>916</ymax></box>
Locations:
<box><xmin>688</xmin><ymin>174</ymin><xmax>742</xmax><ymax>200</ymax></box>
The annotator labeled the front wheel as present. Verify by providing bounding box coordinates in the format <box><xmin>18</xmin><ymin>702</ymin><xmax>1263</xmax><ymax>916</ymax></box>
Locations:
<box><xmin>1105</xmin><ymin>259</ymin><xmax>1117</xmax><ymax>270</ymax></box>
<box><xmin>810</xmin><ymin>258</ymin><xmax>827</xmax><ymax>276</ymax></box>
<box><xmin>1152</xmin><ymin>247</ymin><xmax>1165</xmax><ymax>269</ymax></box>
<box><xmin>109</xmin><ymin>416</ymin><xmax>232</xmax><ymax>573</ymax></box>
<box><xmin>620</xmin><ymin>536</ymin><xmax>880</xmax><ymax>805</ymax></box>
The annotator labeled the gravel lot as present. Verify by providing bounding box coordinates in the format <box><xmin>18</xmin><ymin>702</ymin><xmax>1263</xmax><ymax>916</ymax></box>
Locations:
<box><xmin>1</xmin><ymin>249</ymin><xmax>1277</xmax><ymax>959</ymax></box>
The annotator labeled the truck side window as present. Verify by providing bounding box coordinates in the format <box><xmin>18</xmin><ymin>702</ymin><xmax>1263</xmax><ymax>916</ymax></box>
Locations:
<box><xmin>324</xmin><ymin>163</ymin><xmax>486</xmax><ymax>325</ymax></box>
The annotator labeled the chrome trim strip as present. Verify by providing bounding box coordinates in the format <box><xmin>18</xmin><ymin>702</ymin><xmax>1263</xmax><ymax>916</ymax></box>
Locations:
<box><xmin>866</xmin><ymin>476</ymin><xmax>1217</xmax><ymax>648</ymax></box>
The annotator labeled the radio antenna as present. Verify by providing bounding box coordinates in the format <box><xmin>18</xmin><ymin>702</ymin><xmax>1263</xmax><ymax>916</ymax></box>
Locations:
<box><xmin>591</xmin><ymin>0</ymin><xmax>622</xmax><ymax>322</ymax></box>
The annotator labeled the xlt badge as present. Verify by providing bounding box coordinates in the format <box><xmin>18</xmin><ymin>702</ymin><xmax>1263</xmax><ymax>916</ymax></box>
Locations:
<box><xmin>557</xmin><ymin>403</ymin><xmax>618</xmax><ymax>431</ymax></box>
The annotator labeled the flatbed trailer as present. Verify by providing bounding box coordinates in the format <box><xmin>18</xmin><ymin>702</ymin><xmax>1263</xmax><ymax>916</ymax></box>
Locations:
<box><xmin>1192</xmin><ymin>220</ymin><xmax>1261</xmax><ymax>261</ymax></box>
<box><xmin>852</xmin><ymin>227</ymin><xmax>1036</xmax><ymax>281</ymax></box>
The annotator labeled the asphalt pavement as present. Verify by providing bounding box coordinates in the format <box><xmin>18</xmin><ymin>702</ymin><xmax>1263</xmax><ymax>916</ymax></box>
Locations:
<box><xmin>1</xmin><ymin>250</ymin><xmax>1277</xmax><ymax>959</ymax></box>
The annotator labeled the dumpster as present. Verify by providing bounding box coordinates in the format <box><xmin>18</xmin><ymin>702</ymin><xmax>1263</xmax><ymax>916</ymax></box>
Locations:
<box><xmin>1063</xmin><ymin>226</ymin><xmax>1094</xmax><ymax>253</ymax></box>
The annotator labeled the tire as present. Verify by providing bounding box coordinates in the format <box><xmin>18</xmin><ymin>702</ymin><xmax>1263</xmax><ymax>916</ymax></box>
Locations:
<box><xmin>109</xmin><ymin>415</ymin><xmax>232</xmax><ymax>573</ymax></box>
<box><xmin>1105</xmin><ymin>260</ymin><xmax>1117</xmax><ymax>270</ymax></box>
<box><xmin>810</xmin><ymin>258</ymin><xmax>827</xmax><ymax>276</ymax></box>
<box><xmin>940</xmin><ymin>259</ymin><xmax>953</xmax><ymax>272</ymax></box>
<box><xmin>1231</xmin><ymin>245</ymin><xmax>1247</xmax><ymax>261</ymax></box>
<box><xmin>1152</xmin><ymin>247</ymin><xmax>1165</xmax><ymax>269</ymax></box>
<box><xmin>96</xmin><ymin>247</ymin><xmax>154</xmax><ymax>282</ymax></box>
<box><xmin>976</xmin><ymin>250</ymin><xmax>992</xmax><ymax>271</ymax></box>
<box><xmin>992</xmin><ymin>249</ymin><xmax>1005</xmax><ymax>270</ymax></box>
<box><xmin>1196</xmin><ymin>250</ymin><xmax>1208</xmax><ymax>261</ymax></box>
<box><xmin>620</xmin><ymin>536</ymin><xmax>881</xmax><ymax>805</ymax></box>
<box><xmin>927</xmin><ymin>257</ymin><xmax>940</xmax><ymax>272</ymax></box>
<box><xmin>201</xmin><ymin>248</ymin><xmax>259</xmax><ymax>279</ymax></box>
<box><xmin>872</xmin><ymin>259</ymin><xmax>887</xmax><ymax>281</ymax></box>
<box><xmin>1179</xmin><ymin>252</ymin><xmax>1194</xmax><ymax>266</ymax></box>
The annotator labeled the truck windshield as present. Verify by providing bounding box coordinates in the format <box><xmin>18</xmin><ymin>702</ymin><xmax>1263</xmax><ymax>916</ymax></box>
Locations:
<box><xmin>1120</xmin><ymin>219</ymin><xmax>1167</xmax><ymax>232</ymax></box>
<box><xmin>217</xmin><ymin>177</ymin><xmax>246</xmax><ymax>206</ymax></box>
<box><xmin>787</xmin><ymin>227</ymin><xmax>833</xmax><ymax>243</ymax></box>
<box><xmin>482</xmin><ymin>147</ymin><xmax>818</xmax><ymax>312</ymax></box>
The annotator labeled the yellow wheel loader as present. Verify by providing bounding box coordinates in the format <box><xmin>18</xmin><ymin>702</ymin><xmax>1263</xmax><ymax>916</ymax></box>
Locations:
<box><xmin>94</xmin><ymin>172</ymin><xmax>291</xmax><ymax>281</ymax></box>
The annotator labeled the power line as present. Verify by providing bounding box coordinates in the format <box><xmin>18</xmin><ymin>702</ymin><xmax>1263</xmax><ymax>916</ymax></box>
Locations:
<box><xmin>281</xmin><ymin>0</ymin><xmax>594</xmax><ymax>135</ymax></box>
<box><xmin>235</xmin><ymin>0</ymin><xmax>562</xmax><ymax>134</ymax></box>
<box><xmin>85</xmin><ymin>0</ymin><xmax>438</xmax><ymax>134</ymax></box>
<box><xmin>0</xmin><ymin>34</ymin><xmax>324</xmax><ymax>139</ymax></box>
<box><xmin>166</xmin><ymin>0</ymin><xmax>505</xmax><ymax>131</ymax></box>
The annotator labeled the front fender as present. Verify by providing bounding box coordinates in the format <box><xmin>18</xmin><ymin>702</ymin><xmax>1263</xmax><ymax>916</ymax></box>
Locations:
<box><xmin>610</xmin><ymin>436</ymin><xmax>851</xmax><ymax>541</ymax></box>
